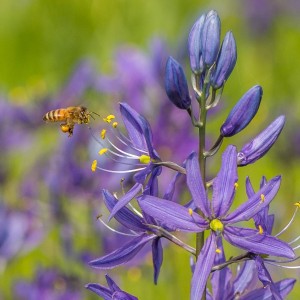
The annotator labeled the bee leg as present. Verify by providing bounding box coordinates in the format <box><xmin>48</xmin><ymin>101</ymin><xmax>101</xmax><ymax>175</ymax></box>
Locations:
<box><xmin>68</xmin><ymin>126</ymin><xmax>74</xmax><ymax>137</ymax></box>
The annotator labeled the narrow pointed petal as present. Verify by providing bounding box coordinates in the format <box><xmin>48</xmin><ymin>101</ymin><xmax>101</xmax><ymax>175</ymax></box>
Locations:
<box><xmin>211</xmin><ymin>238</ymin><xmax>233</xmax><ymax>300</ymax></box>
<box><xmin>186</xmin><ymin>152</ymin><xmax>211</xmax><ymax>217</ymax></box>
<box><xmin>102</xmin><ymin>189</ymin><xmax>148</xmax><ymax>232</ymax></box>
<box><xmin>191</xmin><ymin>233</ymin><xmax>217</xmax><ymax>300</ymax></box>
<box><xmin>224</xmin><ymin>176</ymin><xmax>281</xmax><ymax>223</ymax></box>
<box><xmin>163</xmin><ymin>170</ymin><xmax>183</xmax><ymax>201</ymax></box>
<box><xmin>220</xmin><ymin>86</ymin><xmax>262</xmax><ymax>137</ymax></box>
<box><xmin>233</xmin><ymin>260</ymin><xmax>256</xmax><ymax>296</ymax></box>
<box><xmin>241</xmin><ymin>278</ymin><xmax>296</xmax><ymax>300</ymax></box>
<box><xmin>152</xmin><ymin>237</ymin><xmax>163</xmax><ymax>285</ymax></box>
<box><xmin>89</xmin><ymin>234</ymin><xmax>155</xmax><ymax>269</ymax></box>
<box><xmin>237</xmin><ymin>116</ymin><xmax>285</xmax><ymax>166</ymax></box>
<box><xmin>108</xmin><ymin>183</ymin><xmax>142</xmax><ymax>221</ymax></box>
<box><xmin>119</xmin><ymin>103</ymin><xmax>148</xmax><ymax>152</ymax></box>
<box><xmin>85</xmin><ymin>283</ymin><xmax>112</xmax><ymax>299</ymax></box>
<box><xmin>223</xmin><ymin>226</ymin><xmax>295</xmax><ymax>258</ymax></box>
<box><xmin>138</xmin><ymin>195</ymin><xmax>208</xmax><ymax>232</ymax></box>
<box><xmin>212</xmin><ymin>145</ymin><xmax>238</xmax><ymax>217</ymax></box>
<box><xmin>254</xmin><ymin>256</ymin><xmax>282</xmax><ymax>300</ymax></box>
<box><xmin>105</xmin><ymin>274</ymin><xmax>121</xmax><ymax>292</ymax></box>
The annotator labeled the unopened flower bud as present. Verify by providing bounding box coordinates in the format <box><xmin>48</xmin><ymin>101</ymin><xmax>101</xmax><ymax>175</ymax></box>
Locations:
<box><xmin>221</xmin><ymin>85</ymin><xmax>262</xmax><ymax>137</ymax></box>
<box><xmin>201</xmin><ymin>10</ymin><xmax>221</xmax><ymax>67</ymax></box>
<box><xmin>237</xmin><ymin>115</ymin><xmax>285</xmax><ymax>166</ymax></box>
<box><xmin>188</xmin><ymin>14</ymin><xmax>206</xmax><ymax>74</ymax></box>
<box><xmin>165</xmin><ymin>56</ymin><xmax>191</xmax><ymax>109</ymax></box>
<box><xmin>211</xmin><ymin>31</ymin><xmax>237</xmax><ymax>89</ymax></box>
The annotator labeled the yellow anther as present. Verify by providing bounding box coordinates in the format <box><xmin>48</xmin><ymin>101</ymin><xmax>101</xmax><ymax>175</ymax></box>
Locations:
<box><xmin>103</xmin><ymin>114</ymin><xmax>115</xmax><ymax>123</ymax></box>
<box><xmin>209</xmin><ymin>219</ymin><xmax>224</xmax><ymax>233</ymax></box>
<box><xmin>91</xmin><ymin>160</ymin><xmax>97</xmax><ymax>172</ymax></box>
<box><xmin>99</xmin><ymin>148</ymin><xmax>108</xmax><ymax>155</ymax></box>
<box><xmin>101</xmin><ymin>129</ymin><xmax>106</xmax><ymax>139</ymax></box>
<box><xmin>234</xmin><ymin>182</ymin><xmax>238</xmax><ymax>190</ymax></box>
<box><xmin>139</xmin><ymin>155</ymin><xmax>151</xmax><ymax>164</ymax></box>
<box><xmin>188</xmin><ymin>208</ymin><xmax>193</xmax><ymax>216</ymax></box>
<box><xmin>112</xmin><ymin>122</ymin><xmax>118</xmax><ymax>128</ymax></box>
<box><xmin>294</xmin><ymin>201</ymin><xmax>300</xmax><ymax>208</ymax></box>
<box><xmin>260</xmin><ymin>194</ymin><xmax>265</xmax><ymax>202</ymax></box>
<box><xmin>258</xmin><ymin>225</ymin><xmax>264</xmax><ymax>235</ymax></box>
<box><xmin>216</xmin><ymin>248</ymin><xmax>222</xmax><ymax>254</ymax></box>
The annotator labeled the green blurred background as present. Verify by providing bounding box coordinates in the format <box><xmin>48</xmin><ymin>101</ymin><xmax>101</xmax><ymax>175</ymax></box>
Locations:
<box><xmin>1</xmin><ymin>0</ymin><xmax>300</xmax><ymax>299</ymax></box>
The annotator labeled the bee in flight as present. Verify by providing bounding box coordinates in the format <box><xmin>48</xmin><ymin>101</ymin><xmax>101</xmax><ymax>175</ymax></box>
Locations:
<box><xmin>43</xmin><ymin>106</ymin><xmax>94</xmax><ymax>137</ymax></box>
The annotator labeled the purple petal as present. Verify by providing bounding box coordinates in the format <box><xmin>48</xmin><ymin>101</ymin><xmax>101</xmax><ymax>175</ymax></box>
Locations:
<box><xmin>254</xmin><ymin>256</ymin><xmax>282</xmax><ymax>299</ymax></box>
<box><xmin>108</xmin><ymin>183</ymin><xmax>142</xmax><ymax>221</ymax></box>
<box><xmin>163</xmin><ymin>170</ymin><xmax>183</xmax><ymax>201</ymax></box>
<box><xmin>119</xmin><ymin>103</ymin><xmax>148</xmax><ymax>152</ymax></box>
<box><xmin>212</xmin><ymin>145</ymin><xmax>238</xmax><ymax>217</ymax></box>
<box><xmin>89</xmin><ymin>234</ymin><xmax>155</xmax><ymax>269</ymax></box>
<box><xmin>223</xmin><ymin>226</ymin><xmax>295</xmax><ymax>258</ymax></box>
<box><xmin>224</xmin><ymin>176</ymin><xmax>281</xmax><ymax>223</ymax></box>
<box><xmin>112</xmin><ymin>291</ymin><xmax>138</xmax><ymax>300</ymax></box>
<box><xmin>138</xmin><ymin>195</ymin><xmax>208</xmax><ymax>232</ymax></box>
<box><xmin>186</xmin><ymin>152</ymin><xmax>211</xmax><ymax>217</ymax></box>
<box><xmin>233</xmin><ymin>260</ymin><xmax>256</xmax><ymax>296</ymax></box>
<box><xmin>152</xmin><ymin>237</ymin><xmax>163</xmax><ymax>285</ymax></box>
<box><xmin>85</xmin><ymin>283</ymin><xmax>112</xmax><ymax>299</ymax></box>
<box><xmin>102</xmin><ymin>190</ymin><xmax>148</xmax><ymax>232</ymax></box>
<box><xmin>105</xmin><ymin>274</ymin><xmax>121</xmax><ymax>292</ymax></box>
<box><xmin>191</xmin><ymin>233</ymin><xmax>217</xmax><ymax>300</ymax></box>
<box><xmin>211</xmin><ymin>238</ymin><xmax>233</xmax><ymax>300</ymax></box>
<box><xmin>241</xmin><ymin>278</ymin><xmax>296</xmax><ymax>300</ymax></box>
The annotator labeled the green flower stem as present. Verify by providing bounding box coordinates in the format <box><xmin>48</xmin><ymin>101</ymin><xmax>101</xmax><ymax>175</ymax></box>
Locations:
<box><xmin>193</xmin><ymin>72</ymin><xmax>210</xmax><ymax>300</ymax></box>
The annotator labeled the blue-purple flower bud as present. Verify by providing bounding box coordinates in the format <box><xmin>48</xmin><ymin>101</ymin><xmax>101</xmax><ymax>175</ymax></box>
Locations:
<box><xmin>237</xmin><ymin>115</ymin><xmax>285</xmax><ymax>166</ymax></box>
<box><xmin>165</xmin><ymin>56</ymin><xmax>191</xmax><ymax>110</ymax></box>
<box><xmin>201</xmin><ymin>10</ymin><xmax>221</xmax><ymax>67</ymax></box>
<box><xmin>221</xmin><ymin>85</ymin><xmax>262</xmax><ymax>137</ymax></box>
<box><xmin>188</xmin><ymin>14</ymin><xmax>206</xmax><ymax>74</ymax></box>
<box><xmin>211</xmin><ymin>31</ymin><xmax>237</xmax><ymax>89</ymax></box>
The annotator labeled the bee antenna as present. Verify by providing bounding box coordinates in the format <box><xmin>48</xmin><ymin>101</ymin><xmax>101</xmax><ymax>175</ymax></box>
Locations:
<box><xmin>92</xmin><ymin>111</ymin><xmax>101</xmax><ymax>118</ymax></box>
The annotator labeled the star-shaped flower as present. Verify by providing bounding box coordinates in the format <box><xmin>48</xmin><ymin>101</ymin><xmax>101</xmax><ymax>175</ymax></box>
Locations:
<box><xmin>138</xmin><ymin>145</ymin><xmax>295</xmax><ymax>299</ymax></box>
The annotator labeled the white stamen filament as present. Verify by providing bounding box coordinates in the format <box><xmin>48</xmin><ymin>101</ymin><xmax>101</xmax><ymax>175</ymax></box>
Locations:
<box><xmin>96</xmin><ymin>166</ymin><xmax>146</xmax><ymax>174</ymax></box>
<box><xmin>289</xmin><ymin>234</ymin><xmax>300</xmax><ymax>245</ymax></box>
<box><xmin>97</xmin><ymin>215</ymin><xmax>139</xmax><ymax>237</ymax></box>
<box><xmin>128</xmin><ymin>203</ymin><xmax>143</xmax><ymax>218</ymax></box>
<box><xmin>265</xmin><ymin>261</ymin><xmax>300</xmax><ymax>269</ymax></box>
<box><xmin>275</xmin><ymin>206</ymin><xmax>299</xmax><ymax>238</ymax></box>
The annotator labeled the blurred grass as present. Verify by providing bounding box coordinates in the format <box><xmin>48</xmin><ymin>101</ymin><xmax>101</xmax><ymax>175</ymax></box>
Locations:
<box><xmin>1</xmin><ymin>0</ymin><xmax>300</xmax><ymax>299</ymax></box>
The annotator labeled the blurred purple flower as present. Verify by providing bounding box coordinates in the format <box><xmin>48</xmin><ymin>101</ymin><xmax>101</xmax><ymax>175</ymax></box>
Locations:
<box><xmin>0</xmin><ymin>203</ymin><xmax>43</xmax><ymax>267</ymax></box>
<box><xmin>14</xmin><ymin>268</ymin><xmax>82</xmax><ymax>300</ymax></box>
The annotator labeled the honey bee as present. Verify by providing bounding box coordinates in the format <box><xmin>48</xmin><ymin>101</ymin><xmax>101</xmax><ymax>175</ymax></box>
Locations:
<box><xmin>43</xmin><ymin>106</ymin><xmax>92</xmax><ymax>137</ymax></box>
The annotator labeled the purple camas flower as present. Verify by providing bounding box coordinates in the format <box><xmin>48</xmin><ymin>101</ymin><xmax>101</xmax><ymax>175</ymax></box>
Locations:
<box><xmin>86</xmin><ymin>274</ymin><xmax>138</xmax><ymax>300</ymax></box>
<box><xmin>165</xmin><ymin>56</ymin><xmax>191</xmax><ymax>109</ymax></box>
<box><xmin>138</xmin><ymin>145</ymin><xmax>295</xmax><ymax>299</ymax></box>
<box><xmin>91</xmin><ymin>102</ymin><xmax>162</xmax><ymax>198</ymax></box>
<box><xmin>221</xmin><ymin>85</ymin><xmax>262</xmax><ymax>137</ymax></box>
<box><xmin>238</xmin><ymin>115</ymin><xmax>285</xmax><ymax>166</ymax></box>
